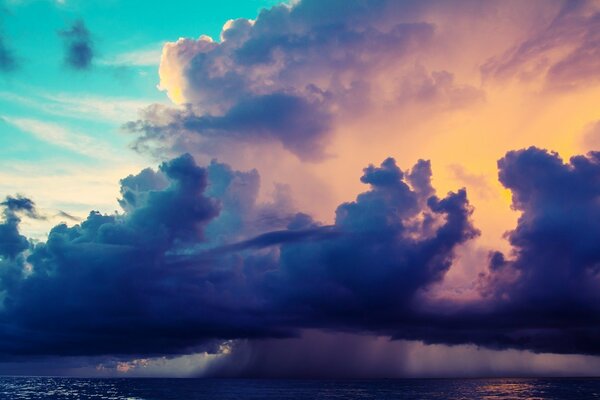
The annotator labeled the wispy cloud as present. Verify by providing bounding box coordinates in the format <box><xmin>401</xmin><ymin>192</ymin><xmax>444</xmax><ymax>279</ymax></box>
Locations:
<box><xmin>43</xmin><ymin>93</ymin><xmax>151</xmax><ymax>122</ymax></box>
<box><xmin>101</xmin><ymin>45</ymin><xmax>163</xmax><ymax>67</ymax></box>
<box><xmin>448</xmin><ymin>164</ymin><xmax>495</xmax><ymax>199</ymax></box>
<box><xmin>5</xmin><ymin>0</ymin><xmax>65</xmax><ymax>4</ymax></box>
<box><xmin>2</xmin><ymin>116</ymin><xmax>116</xmax><ymax>160</ymax></box>
<box><xmin>0</xmin><ymin>91</ymin><xmax>153</xmax><ymax>123</ymax></box>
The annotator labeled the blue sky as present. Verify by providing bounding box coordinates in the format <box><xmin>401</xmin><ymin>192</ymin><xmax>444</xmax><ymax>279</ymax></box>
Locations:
<box><xmin>0</xmin><ymin>0</ymin><xmax>282</xmax><ymax>237</ymax></box>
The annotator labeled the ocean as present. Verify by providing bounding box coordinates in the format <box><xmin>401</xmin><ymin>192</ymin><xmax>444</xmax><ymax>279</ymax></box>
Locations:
<box><xmin>0</xmin><ymin>377</ymin><xmax>599</xmax><ymax>399</ymax></box>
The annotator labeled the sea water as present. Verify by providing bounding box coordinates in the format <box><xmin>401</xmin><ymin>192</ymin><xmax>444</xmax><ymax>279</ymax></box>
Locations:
<box><xmin>0</xmin><ymin>377</ymin><xmax>599</xmax><ymax>399</ymax></box>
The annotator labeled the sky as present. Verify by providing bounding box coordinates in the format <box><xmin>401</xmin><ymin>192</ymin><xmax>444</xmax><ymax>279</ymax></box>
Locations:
<box><xmin>0</xmin><ymin>0</ymin><xmax>600</xmax><ymax>378</ymax></box>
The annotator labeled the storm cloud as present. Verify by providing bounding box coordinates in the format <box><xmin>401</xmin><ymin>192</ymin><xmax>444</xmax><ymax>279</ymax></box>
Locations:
<box><xmin>387</xmin><ymin>148</ymin><xmax>600</xmax><ymax>356</ymax></box>
<box><xmin>1</xmin><ymin>146</ymin><xmax>600</xmax><ymax>368</ymax></box>
<box><xmin>0</xmin><ymin>154</ymin><xmax>477</xmax><ymax>358</ymax></box>
<box><xmin>475</xmin><ymin>148</ymin><xmax>600</xmax><ymax>354</ymax></box>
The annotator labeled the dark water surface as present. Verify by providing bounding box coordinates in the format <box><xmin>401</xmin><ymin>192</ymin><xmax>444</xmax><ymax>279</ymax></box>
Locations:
<box><xmin>0</xmin><ymin>377</ymin><xmax>599</xmax><ymax>399</ymax></box>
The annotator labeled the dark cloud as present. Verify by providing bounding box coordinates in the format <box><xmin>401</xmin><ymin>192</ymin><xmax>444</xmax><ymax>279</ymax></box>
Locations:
<box><xmin>270</xmin><ymin>158</ymin><xmax>478</xmax><ymax>330</ymax></box>
<box><xmin>0</xmin><ymin>196</ymin><xmax>35</xmax><ymax>260</ymax></box>
<box><xmin>391</xmin><ymin>148</ymin><xmax>600</xmax><ymax>356</ymax></box>
<box><xmin>0</xmin><ymin>196</ymin><xmax>37</xmax><ymax>319</ymax></box>
<box><xmin>470</xmin><ymin>147</ymin><xmax>600</xmax><ymax>354</ymax></box>
<box><xmin>0</xmin><ymin>35</ymin><xmax>16</xmax><ymax>72</ymax></box>
<box><xmin>59</xmin><ymin>20</ymin><xmax>94</xmax><ymax>70</ymax></box>
<box><xmin>0</xmin><ymin>154</ymin><xmax>477</xmax><ymax>359</ymax></box>
<box><xmin>2</xmin><ymin>147</ymin><xmax>600</xmax><ymax>366</ymax></box>
<box><xmin>128</xmin><ymin>93</ymin><xmax>332</xmax><ymax>161</ymax></box>
<box><xmin>56</xmin><ymin>211</ymin><xmax>80</xmax><ymax>222</ymax></box>
<box><xmin>1</xmin><ymin>195</ymin><xmax>42</xmax><ymax>219</ymax></box>
<box><xmin>194</xmin><ymin>225</ymin><xmax>340</xmax><ymax>257</ymax></box>
<box><xmin>0</xmin><ymin>154</ymin><xmax>299</xmax><ymax>357</ymax></box>
<box><xmin>0</xmin><ymin>155</ymin><xmax>261</xmax><ymax>357</ymax></box>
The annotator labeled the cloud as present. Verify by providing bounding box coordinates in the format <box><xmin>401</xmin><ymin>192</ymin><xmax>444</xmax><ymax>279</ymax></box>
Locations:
<box><xmin>0</xmin><ymin>155</ymin><xmax>227</xmax><ymax>356</ymax></box>
<box><xmin>1</xmin><ymin>195</ymin><xmax>42</xmax><ymax>219</ymax></box>
<box><xmin>0</xmin><ymin>154</ymin><xmax>477</xmax><ymax>358</ymax></box>
<box><xmin>469</xmin><ymin>147</ymin><xmax>600</xmax><ymax>354</ymax></box>
<box><xmin>3</xmin><ymin>0</ymin><xmax>600</xmax><ymax>376</ymax></box>
<box><xmin>0</xmin><ymin>154</ymin><xmax>297</xmax><ymax>357</ymax></box>
<box><xmin>127</xmin><ymin>93</ymin><xmax>333</xmax><ymax>161</ymax></box>
<box><xmin>448</xmin><ymin>164</ymin><xmax>494</xmax><ymax>199</ymax></box>
<box><xmin>397</xmin><ymin>65</ymin><xmax>485</xmax><ymax>110</ymax></box>
<box><xmin>0</xmin><ymin>195</ymin><xmax>37</xmax><ymax>260</ymax></box>
<box><xmin>56</xmin><ymin>210</ymin><xmax>80</xmax><ymax>222</ymax></box>
<box><xmin>581</xmin><ymin>120</ymin><xmax>600</xmax><ymax>150</ymax></box>
<box><xmin>126</xmin><ymin>0</ymin><xmax>485</xmax><ymax>161</ymax></box>
<box><xmin>389</xmin><ymin>148</ymin><xmax>600</xmax><ymax>357</ymax></box>
<box><xmin>482</xmin><ymin>1</ymin><xmax>600</xmax><ymax>91</ymax></box>
<box><xmin>0</xmin><ymin>35</ymin><xmax>16</xmax><ymax>72</ymax></box>
<box><xmin>2</xmin><ymin>146</ymin><xmax>600</xmax><ymax>370</ymax></box>
<box><xmin>59</xmin><ymin>20</ymin><xmax>94</xmax><ymax>70</ymax></box>
<box><xmin>0</xmin><ymin>91</ymin><xmax>152</xmax><ymax>123</ymax></box>
<box><xmin>2</xmin><ymin>116</ymin><xmax>118</xmax><ymax>160</ymax></box>
<box><xmin>269</xmin><ymin>158</ymin><xmax>478</xmax><ymax>330</ymax></box>
<box><xmin>101</xmin><ymin>45</ymin><xmax>163</xmax><ymax>67</ymax></box>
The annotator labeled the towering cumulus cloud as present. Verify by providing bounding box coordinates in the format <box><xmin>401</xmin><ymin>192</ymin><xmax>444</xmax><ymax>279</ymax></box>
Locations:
<box><xmin>476</xmin><ymin>148</ymin><xmax>600</xmax><ymax>354</ymax></box>
<box><xmin>271</xmin><ymin>158</ymin><xmax>478</xmax><ymax>330</ymax></box>
<box><xmin>0</xmin><ymin>154</ymin><xmax>477</xmax><ymax>357</ymax></box>
<box><xmin>392</xmin><ymin>148</ymin><xmax>600</xmax><ymax>356</ymax></box>
<box><xmin>3</xmin><ymin>147</ymin><xmax>600</xmax><ymax>365</ymax></box>
<box><xmin>127</xmin><ymin>0</ymin><xmax>486</xmax><ymax>161</ymax></box>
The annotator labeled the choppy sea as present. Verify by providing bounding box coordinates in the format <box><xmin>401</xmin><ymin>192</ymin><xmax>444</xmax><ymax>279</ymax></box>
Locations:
<box><xmin>0</xmin><ymin>377</ymin><xmax>599</xmax><ymax>399</ymax></box>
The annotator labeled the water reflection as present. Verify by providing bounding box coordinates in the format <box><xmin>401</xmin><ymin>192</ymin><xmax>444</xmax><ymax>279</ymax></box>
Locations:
<box><xmin>478</xmin><ymin>379</ymin><xmax>546</xmax><ymax>399</ymax></box>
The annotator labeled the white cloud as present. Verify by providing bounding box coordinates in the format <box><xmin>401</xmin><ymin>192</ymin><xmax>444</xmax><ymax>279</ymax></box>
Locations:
<box><xmin>0</xmin><ymin>91</ymin><xmax>154</xmax><ymax>123</ymax></box>
<box><xmin>2</xmin><ymin>116</ymin><xmax>116</xmax><ymax>160</ymax></box>
<box><xmin>101</xmin><ymin>44</ymin><xmax>164</xmax><ymax>67</ymax></box>
<box><xmin>45</xmin><ymin>94</ymin><xmax>151</xmax><ymax>122</ymax></box>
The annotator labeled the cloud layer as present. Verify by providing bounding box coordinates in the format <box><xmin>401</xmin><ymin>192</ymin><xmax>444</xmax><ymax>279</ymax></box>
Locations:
<box><xmin>2</xmin><ymin>147</ymin><xmax>600</xmax><ymax>363</ymax></box>
<box><xmin>0</xmin><ymin>153</ymin><xmax>478</xmax><ymax>357</ymax></box>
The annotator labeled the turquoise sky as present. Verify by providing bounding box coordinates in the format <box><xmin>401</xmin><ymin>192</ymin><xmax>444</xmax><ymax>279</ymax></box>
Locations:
<box><xmin>0</xmin><ymin>0</ymin><xmax>282</xmax><ymax>236</ymax></box>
